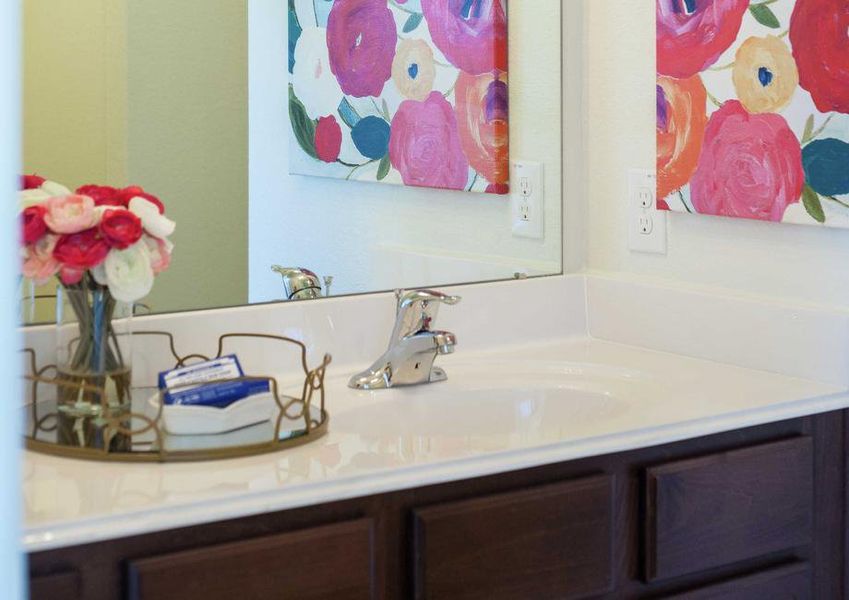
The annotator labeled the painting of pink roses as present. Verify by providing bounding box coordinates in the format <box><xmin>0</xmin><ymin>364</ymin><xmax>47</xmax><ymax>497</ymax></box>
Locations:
<box><xmin>657</xmin><ymin>0</ymin><xmax>849</xmax><ymax>228</ymax></box>
<box><xmin>288</xmin><ymin>0</ymin><xmax>509</xmax><ymax>194</ymax></box>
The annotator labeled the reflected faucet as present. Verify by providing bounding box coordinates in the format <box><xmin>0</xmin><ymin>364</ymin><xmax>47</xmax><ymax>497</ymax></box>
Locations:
<box><xmin>349</xmin><ymin>289</ymin><xmax>461</xmax><ymax>390</ymax></box>
<box><xmin>271</xmin><ymin>266</ymin><xmax>324</xmax><ymax>301</ymax></box>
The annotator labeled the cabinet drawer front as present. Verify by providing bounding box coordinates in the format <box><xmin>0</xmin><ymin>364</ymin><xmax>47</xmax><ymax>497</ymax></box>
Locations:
<box><xmin>645</xmin><ymin>437</ymin><xmax>813</xmax><ymax>582</ymax></box>
<box><xmin>662</xmin><ymin>562</ymin><xmax>811</xmax><ymax>599</ymax></box>
<box><xmin>127</xmin><ymin>518</ymin><xmax>375</xmax><ymax>600</ymax></box>
<box><xmin>30</xmin><ymin>571</ymin><xmax>81</xmax><ymax>600</ymax></box>
<box><xmin>413</xmin><ymin>474</ymin><xmax>613</xmax><ymax>600</ymax></box>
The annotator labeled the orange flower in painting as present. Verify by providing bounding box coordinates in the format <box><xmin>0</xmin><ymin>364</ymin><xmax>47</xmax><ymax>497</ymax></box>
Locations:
<box><xmin>657</xmin><ymin>75</ymin><xmax>708</xmax><ymax>203</ymax></box>
<box><xmin>455</xmin><ymin>71</ymin><xmax>509</xmax><ymax>188</ymax></box>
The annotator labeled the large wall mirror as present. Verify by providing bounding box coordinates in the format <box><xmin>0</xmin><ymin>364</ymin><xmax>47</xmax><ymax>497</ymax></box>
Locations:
<box><xmin>20</xmin><ymin>0</ymin><xmax>562</xmax><ymax>323</ymax></box>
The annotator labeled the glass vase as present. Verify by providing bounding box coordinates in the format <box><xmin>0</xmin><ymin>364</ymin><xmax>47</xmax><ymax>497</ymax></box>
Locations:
<box><xmin>55</xmin><ymin>284</ymin><xmax>133</xmax><ymax>451</ymax></box>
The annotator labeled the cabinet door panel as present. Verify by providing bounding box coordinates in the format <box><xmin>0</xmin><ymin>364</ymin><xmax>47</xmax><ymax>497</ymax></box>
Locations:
<box><xmin>413</xmin><ymin>475</ymin><xmax>613</xmax><ymax>600</ymax></box>
<box><xmin>30</xmin><ymin>571</ymin><xmax>81</xmax><ymax>600</ymax></box>
<box><xmin>127</xmin><ymin>518</ymin><xmax>375</xmax><ymax>600</ymax></box>
<box><xmin>645</xmin><ymin>437</ymin><xmax>813</xmax><ymax>582</ymax></box>
<box><xmin>662</xmin><ymin>562</ymin><xmax>811</xmax><ymax>599</ymax></box>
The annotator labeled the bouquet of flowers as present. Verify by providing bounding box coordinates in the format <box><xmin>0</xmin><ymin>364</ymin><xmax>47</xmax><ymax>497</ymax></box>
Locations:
<box><xmin>19</xmin><ymin>174</ymin><xmax>174</xmax><ymax>302</ymax></box>
<box><xmin>18</xmin><ymin>175</ymin><xmax>176</xmax><ymax>445</ymax></box>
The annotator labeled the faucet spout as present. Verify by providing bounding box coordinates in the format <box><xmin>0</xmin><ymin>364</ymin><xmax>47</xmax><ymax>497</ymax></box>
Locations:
<box><xmin>348</xmin><ymin>290</ymin><xmax>460</xmax><ymax>390</ymax></box>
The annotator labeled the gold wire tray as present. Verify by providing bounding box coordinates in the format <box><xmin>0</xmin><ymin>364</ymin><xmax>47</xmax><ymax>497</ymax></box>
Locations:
<box><xmin>22</xmin><ymin>332</ymin><xmax>332</xmax><ymax>463</ymax></box>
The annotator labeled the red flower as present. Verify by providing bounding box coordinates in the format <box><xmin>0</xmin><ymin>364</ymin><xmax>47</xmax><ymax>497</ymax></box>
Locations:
<box><xmin>690</xmin><ymin>101</ymin><xmax>804</xmax><ymax>222</ymax></box>
<box><xmin>657</xmin><ymin>0</ymin><xmax>749</xmax><ymax>79</ymax></box>
<box><xmin>20</xmin><ymin>174</ymin><xmax>46</xmax><ymax>190</ymax></box>
<box><xmin>315</xmin><ymin>116</ymin><xmax>343</xmax><ymax>163</ymax></box>
<box><xmin>21</xmin><ymin>205</ymin><xmax>48</xmax><ymax>245</ymax></box>
<box><xmin>116</xmin><ymin>186</ymin><xmax>165</xmax><ymax>214</ymax></box>
<box><xmin>53</xmin><ymin>229</ymin><xmax>110</xmax><ymax>270</ymax></box>
<box><xmin>790</xmin><ymin>0</ymin><xmax>849</xmax><ymax>114</ymax></box>
<box><xmin>76</xmin><ymin>185</ymin><xmax>122</xmax><ymax>207</ymax></box>
<box><xmin>99</xmin><ymin>209</ymin><xmax>143</xmax><ymax>249</ymax></box>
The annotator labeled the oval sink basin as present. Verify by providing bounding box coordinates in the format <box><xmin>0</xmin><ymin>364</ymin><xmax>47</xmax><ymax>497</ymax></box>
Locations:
<box><xmin>331</xmin><ymin>359</ymin><xmax>646</xmax><ymax>438</ymax></box>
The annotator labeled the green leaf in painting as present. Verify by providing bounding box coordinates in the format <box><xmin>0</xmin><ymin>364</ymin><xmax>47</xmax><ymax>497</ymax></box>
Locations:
<box><xmin>403</xmin><ymin>13</ymin><xmax>424</xmax><ymax>33</ymax></box>
<box><xmin>749</xmin><ymin>4</ymin><xmax>781</xmax><ymax>29</ymax></box>
<box><xmin>801</xmin><ymin>114</ymin><xmax>815</xmax><ymax>145</ymax></box>
<box><xmin>381</xmin><ymin>98</ymin><xmax>391</xmax><ymax>121</ymax></box>
<box><xmin>289</xmin><ymin>85</ymin><xmax>318</xmax><ymax>159</ymax></box>
<box><xmin>377</xmin><ymin>155</ymin><xmax>391</xmax><ymax>181</ymax></box>
<box><xmin>802</xmin><ymin>184</ymin><xmax>826</xmax><ymax>223</ymax></box>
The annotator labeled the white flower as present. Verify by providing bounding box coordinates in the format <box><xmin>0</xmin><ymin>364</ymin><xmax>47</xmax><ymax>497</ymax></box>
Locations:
<box><xmin>292</xmin><ymin>27</ymin><xmax>344</xmax><ymax>119</ymax></box>
<box><xmin>18</xmin><ymin>180</ymin><xmax>71</xmax><ymax>211</ymax></box>
<box><xmin>129</xmin><ymin>197</ymin><xmax>175</xmax><ymax>238</ymax></box>
<box><xmin>103</xmin><ymin>243</ymin><xmax>155</xmax><ymax>303</ymax></box>
<box><xmin>41</xmin><ymin>180</ymin><xmax>71</xmax><ymax>196</ymax></box>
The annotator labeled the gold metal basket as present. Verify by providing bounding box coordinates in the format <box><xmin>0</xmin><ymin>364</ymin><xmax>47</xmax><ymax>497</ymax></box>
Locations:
<box><xmin>22</xmin><ymin>332</ymin><xmax>332</xmax><ymax>463</ymax></box>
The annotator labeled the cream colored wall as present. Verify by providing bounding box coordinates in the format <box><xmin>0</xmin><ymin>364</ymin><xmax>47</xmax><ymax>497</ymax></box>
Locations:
<box><xmin>126</xmin><ymin>0</ymin><xmax>248</xmax><ymax>314</ymax></box>
<box><xmin>22</xmin><ymin>0</ymin><xmax>127</xmax><ymax>185</ymax></box>
<box><xmin>21</xmin><ymin>0</ymin><xmax>248</xmax><ymax>318</ymax></box>
<box><xmin>584</xmin><ymin>1</ymin><xmax>849</xmax><ymax>308</ymax></box>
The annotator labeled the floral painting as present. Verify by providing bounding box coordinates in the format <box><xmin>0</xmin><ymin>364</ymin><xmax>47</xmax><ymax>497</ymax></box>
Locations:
<box><xmin>657</xmin><ymin>0</ymin><xmax>849</xmax><ymax>227</ymax></box>
<box><xmin>288</xmin><ymin>0</ymin><xmax>509</xmax><ymax>194</ymax></box>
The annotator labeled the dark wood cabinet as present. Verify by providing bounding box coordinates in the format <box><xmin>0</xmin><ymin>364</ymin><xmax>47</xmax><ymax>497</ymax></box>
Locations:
<box><xmin>127</xmin><ymin>519</ymin><xmax>376</xmax><ymax>600</ymax></box>
<box><xmin>412</xmin><ymin>475</ymin><xmax>613</xmax><ymax>600</ymax></box>
<box><xmin>28</xmin><ymin>411</ymin><xmax>849</xmax><ymax>600</ymax></box>
<box><xmin>29</xmin><ymin>571</ymin><xmax>81</xmax><ymax>600</ymax></box>
<box><xmin>660</xmin><ymin>562</ymin><xmax>812</xmax><ymax>599</ymax></box>
<box><xmin>645</xmin><ymin>437</ymin><xmax>814</xmax><ymax>582</ymax></box>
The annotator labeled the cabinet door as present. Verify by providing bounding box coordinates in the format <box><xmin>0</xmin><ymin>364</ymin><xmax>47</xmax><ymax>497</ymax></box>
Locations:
<box><xmin>645</xmin><ymin>437</ymin><xmax>813</xmax><ymax>582</ymax></box>
<box><xmin>413</xmin><ymin>474</ymin><xmax>613</xmax><ymax>600</ymax></box>
<box><xmin>127</xmin><ymin>518</ymin><xmax>376</xmax><ymax>600</ymax></box>
<box><xmin>30</xmin><ymin>571</ymin><xmax>81</xmax><ymax>600</ymax></box>
<box><xmin>662</xmin><ymin>562</ymin><xmax>811</xmax><ymax>599</ymax></box>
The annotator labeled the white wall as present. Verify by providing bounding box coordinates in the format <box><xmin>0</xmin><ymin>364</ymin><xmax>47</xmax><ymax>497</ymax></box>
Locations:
<box><xmin>585</xmin><ymin>1</ymin><xmax>849</xmax><ymax>309</ymax></box>
<box><xmin>249</xmin><ymin>0</ymin><xmax>563</xmax><ymax>302</ymax></box>
<box><xmin>2</xmin><ymin>0</ymin><xmax>24</xmax><ymax>596</ymax></box>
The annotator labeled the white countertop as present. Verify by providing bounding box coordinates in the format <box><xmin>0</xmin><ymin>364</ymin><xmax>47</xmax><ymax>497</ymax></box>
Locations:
<box><xmin>23</xmin><ymin>337</ymin><xmax>849</xmax><ymax>552</ymax></box>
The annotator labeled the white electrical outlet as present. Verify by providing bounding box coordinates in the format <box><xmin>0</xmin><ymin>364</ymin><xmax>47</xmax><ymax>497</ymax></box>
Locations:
<box><xmin>628</xmin><ymin>169</ymin><xmax>667</xmax><ymax>254</ymax></box>
<box><xmin>511</xmin><ymin>161</ymin><xmax>544</xmax><ymax>239</ymax></box>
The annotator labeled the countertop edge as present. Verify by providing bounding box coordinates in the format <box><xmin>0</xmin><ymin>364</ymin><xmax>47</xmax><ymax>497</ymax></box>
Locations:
<box><xmin>24</xmin><ymin>390</ymin><xmax>849</xmax><ymax>553</ymax></box>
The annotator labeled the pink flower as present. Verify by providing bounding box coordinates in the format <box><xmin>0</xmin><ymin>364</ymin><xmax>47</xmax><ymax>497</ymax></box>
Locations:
<box><xmin>327</xmin><ymin>0</ymin><xmax>396</xmax><ymax>98</ymax></box>
<box><xmin>59</xmin><ymin>267</ymin><xmax>85</xmax><ymax>286</ymax></box>
<box><xmin>43</xmin><ymin>195</ymin><xmax>96</xmax><ymax>234</ymax></box>
<box><xmin>690</xmin><ymin>101</ymin><xmax>804</xmax><ymax>222</ymax></box>
<box><xmin>143</xmin><ymin>235</ymin><xmax>173</xmax><ymax>274</ymax></box>
<box><xmin>657</xmin><ymin>0</ymin><xmax>749</xmax><ymax>79</ymax></box>
<box><xmin>421</xmin><ymin>0</ymin><xmax>508</xmax><ymax>75</ymax></box>
<box><xmin>389</xmin><ymin>92</ymin><xmax>469</xmax><ymax>190</ymax></box>
<box><xmin>21</xmin><ymin>235</ymin><xmax>60</xmax><ymax>285</ymax></box>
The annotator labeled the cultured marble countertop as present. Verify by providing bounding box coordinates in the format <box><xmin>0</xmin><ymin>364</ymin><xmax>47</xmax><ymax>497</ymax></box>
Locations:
<box><xmin>23</xmin><ymin>337</ymin><xmax>849</xmax><ymax>552</ymax></box>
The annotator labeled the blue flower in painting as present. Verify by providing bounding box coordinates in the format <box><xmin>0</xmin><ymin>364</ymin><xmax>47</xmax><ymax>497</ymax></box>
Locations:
<box><xmin>803</xmin><ymin>138</ymin><xmax>849</xmax><ymax>197</ymax></box>
<box><xmin>352</xmin><ymin>116</ymin><xmax>391</xmax><ymax>160</ymax></box>
<box><xmin>288</xmin><ymin>1</ymin><xmax>302</xmax><ymax>74</ymax></box>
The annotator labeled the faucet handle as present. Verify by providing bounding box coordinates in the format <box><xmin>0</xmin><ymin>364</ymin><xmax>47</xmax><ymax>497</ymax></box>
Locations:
<box><xmin>391</xmin><ymin>289</ymin><xmax>461</xmax><ymax>342</ymax></box>
<box><xmin>396</xmin><ymin>289</ymin><xmax>461</xmax><ymax>310</ymax></box>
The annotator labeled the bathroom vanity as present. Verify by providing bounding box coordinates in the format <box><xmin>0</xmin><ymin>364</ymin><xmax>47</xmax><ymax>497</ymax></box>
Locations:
<box><xmin>23</xmin><ymin>272</ymin><xmax>849</xmax><ymax>600</ymax></box>
<box><xmin>27</xmin><ymin>409</ymin><xmax>847</xmax><ymax>599</ymax></box>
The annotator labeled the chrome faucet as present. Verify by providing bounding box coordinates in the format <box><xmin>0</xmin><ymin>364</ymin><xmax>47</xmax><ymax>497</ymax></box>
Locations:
<box><xmin>271</xmin><ymin>266</ymin><xmax>324</xmax><ymax>301</ymax></box>
<box><xmin>349</xmin><ymin>289</ymin><xmax>461</xmax><ymax>390</ymax></box>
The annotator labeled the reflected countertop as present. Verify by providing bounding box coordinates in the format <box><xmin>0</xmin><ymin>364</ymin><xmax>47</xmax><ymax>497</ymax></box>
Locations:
<box><xmin>22</xmin><ymin>337</ymin><xmax>849</xmax><ymax>552</ymax></box>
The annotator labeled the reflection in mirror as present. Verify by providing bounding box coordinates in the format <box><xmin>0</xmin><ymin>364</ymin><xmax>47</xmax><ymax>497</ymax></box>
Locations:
<box><xmin>20</xmin><ymin>0</ymin><xmax>562</xmax><ymax>323</ymax></box>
